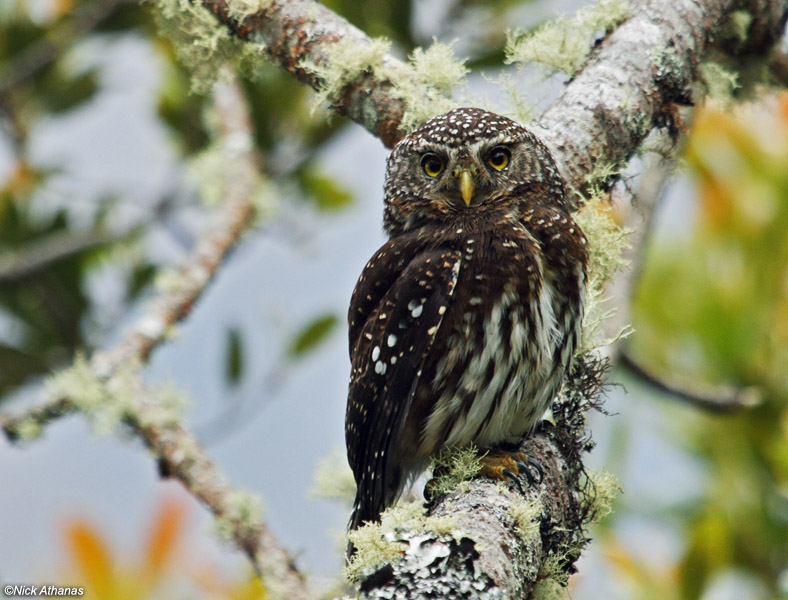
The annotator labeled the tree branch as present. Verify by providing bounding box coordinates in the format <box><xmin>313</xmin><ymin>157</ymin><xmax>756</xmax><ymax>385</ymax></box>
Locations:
<box><xmin>532</xmin><ymin>0</ymin><xmax>788</xmax><ymax>192</ymax></box>
<box><xmin>619</xmin><ymin>351</ymin><xmax>763</xmax><ymax>412</ymax></box>
<box><xmin>201</xmin><ymin>0</ymin><xmax>414</xmax><ymax>147</ymax></box>
<box><xmin>125</xmin><ymin>375</ymin><xmax>308</xmax><ymax>599</ymax></box>
<box><xmin>1</xmin><ymin>75</ymin><xmax>309</xmax><ymax>599</ymax></box>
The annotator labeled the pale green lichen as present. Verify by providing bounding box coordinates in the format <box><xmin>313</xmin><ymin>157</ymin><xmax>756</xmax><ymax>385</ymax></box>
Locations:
<box><xmin>45</xmin><ymin>354</ymin><xmax>190</xmax><ymax>435</ymax></box>
<box><xmin>46</xmin><ymin>354</ymin><xmax>127</xmax><ymax>434</ymax></box>
<box><xmin>344</xmin><ymin>500</ymin><xmax>463</xmax><ymax>582</ymax></box>
<box><xmin>423</xmin><ymin>513</ymin><xmax>460</xmax><ymax>539</ymax></box>
<box><xmin>582</xmin><ymin>468</ymin><xmax>621</xmax><ymax>523</ymax></box>
<box><xmin>225</xmin><ymin>0</ymin><xmax>272</xmax><ymax>20</ymax></box>
<box><xmin>720</xmin><ymin>10</ymin><xmax>752</xmax><ymax>45</ymax></box>
<box><xmin>397</xmin><ymin>41</ymin><xmax>469</xmax><ymax>130</ymax></box>
<box><xmin>698</xmin><ymin>61</ymin><xmax>741</xmax><ymax>105</ymax></box>
<box><xmin>531</xmin><ymin>556</ymin><xmax>570</xmax><ymax>600</ymax></box>
<box><xmin>309</xmin><ymin>448</ymin><xmax>356</xmax><ymax>504</ymax></box>
<box><xmin>304</xmin><ymin>37</ymin><xmax>393</xmax><ymax>109</ymax></box>
<box><xmin>508</xmin><ymin>494</ymin><xmax>542</xmax><ymax>543</ymax></box>
<box><xmin>408</xmin><ymin>41</ymin><xmax>468</xmax><ymax>95</ymax></box>
<box><xmin>505</xmin><ymin>0</ymin><xmax>630</xmax><ymax>77</ymax></box>
<box><xmin>151</xmin><ymin>0</ymin><xmax>267</xmax><ymax>93</ymax></box>
<box><xmin>214</xmin><ymin>490</ymin><xmax>265</xmax><ymax>541</ymax></box>
<box><xmin>13</xmin><ymin>418</ymin><xmax>44</xmax><ymax>441</ymax></box>
<box><xmin>573</xmin><ymin>181</ymin><xmax>632</xmax><ymax>353</ymax></box>
<box><xmin>428</xmin><ymin>445</ymin><xmax>483</xmax><ymax>498</ymax></box>
<box><xmin>344</xmin><ymin>502</ymin><xmax>425</xmax><ymax>581</ymax></box>
<box><xmin>304</xmin><ymin>37</ymin><xmax>468</xmax><ymax>132</ymax></box>
<box><xmin>136</xmin><ymin>383</ymin><xmax>190</xmax><ymax>428</ymax></box>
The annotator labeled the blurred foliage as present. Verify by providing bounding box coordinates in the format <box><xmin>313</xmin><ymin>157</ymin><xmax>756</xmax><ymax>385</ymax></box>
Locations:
<box><xmin>225</xmin><ymin>326</ymin><xmax>244</xmax><ymax>386</ymax></box>
<box><xmin>629</xmin><ymin>94</ymin><xmax>788</xmax><ymax>600</ymax></box>
<box><xmin>61</xmin><ymin>495</ymin><xmax>267</xmax><ymax>599</ymax></box>
<box><xmin>288</xmin><ymin>313</ymin><xmax>339</xmax><ymax>358</ymax></box>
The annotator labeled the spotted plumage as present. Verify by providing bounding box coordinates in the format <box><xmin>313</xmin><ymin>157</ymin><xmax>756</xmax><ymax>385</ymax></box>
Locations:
<box><xmin>345</xmin><ymin>107</ymin><xmax>588</xmax><ymax>532</ymax></box>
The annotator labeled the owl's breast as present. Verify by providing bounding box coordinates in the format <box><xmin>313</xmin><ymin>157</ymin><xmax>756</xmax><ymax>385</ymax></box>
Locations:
<box><xmin>412</xmin><ymin>224</ymin><xmax>580</xmax><ymax>455</ymax></box>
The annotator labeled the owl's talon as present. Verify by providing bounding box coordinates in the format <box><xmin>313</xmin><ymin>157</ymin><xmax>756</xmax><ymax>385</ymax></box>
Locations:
<box><xmin>527</xmin><ymin>456</ymin><xmax>544</xmax><ymax>484</ymax></box>
<box><xmin>501</xmin><ymin>468</ymin><xmax>524</xmax><ymax>493</ymax></box>
<box><xmin>477</xmin><ymin>448</ymin><xmax>542</xmax><ymax>492</ymax></box>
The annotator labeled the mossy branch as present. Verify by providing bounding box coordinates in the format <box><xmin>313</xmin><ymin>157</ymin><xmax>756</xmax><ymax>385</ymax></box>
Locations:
<box><xmin>193</xmin><ymin>0</ymin><xmax>786</xmax><ymax>188</ymax></box>
<box><xmin>350</xmin><ymin>355</ymin><xmax>611</xmax><ymax>599</ymax></box>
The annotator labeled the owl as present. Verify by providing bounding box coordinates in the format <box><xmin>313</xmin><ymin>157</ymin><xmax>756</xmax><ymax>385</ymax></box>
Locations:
<box><xmin>345</xmin><ymin>107</ymin><xmax>588</xmax><ymax>533</ymax></box>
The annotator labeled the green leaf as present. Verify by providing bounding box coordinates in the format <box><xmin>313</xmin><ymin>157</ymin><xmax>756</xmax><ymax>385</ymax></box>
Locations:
<box><xmin>40</xmin><ymin>69</ymin><xmax>99</xmax><ymax>114</ymax></box>
<box><xmin>300</xmin><ymin>168</ymin><xmax>354</xmax><ymax>212</ymax></box>
<box><xmin>225</xmin><ymin>327</ymin><xmax>244</xmax><ymax>386</ymax></box>
<box><xmin>288</xmin><ymin>314</ymin><xmax>338</xmax><ymax>358</ymax></box>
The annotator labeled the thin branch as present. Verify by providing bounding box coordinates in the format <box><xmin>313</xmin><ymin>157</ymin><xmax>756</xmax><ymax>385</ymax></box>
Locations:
<box><xmin>0</xmin><ymin>228</ymin><xmax>136</xmax><ymax>283</ymax></box>
<box><xmin>1</xmin><ymin>75</ymin><xmax>309</xmax><ymax>598</ymax></box>
<box><xmin>121</xmin><ymin>375</ymin><xmax>308</xmax><ymax>598</ymax></box>
<box><xmin>619</xmin><ymin>351</ymin><xmax>762</xmax><ymax>412</ymax></box>
<box><xmin>0</xmin><ymin>0</ymin><xmax>136</xmax><ymax>100</ymax></box>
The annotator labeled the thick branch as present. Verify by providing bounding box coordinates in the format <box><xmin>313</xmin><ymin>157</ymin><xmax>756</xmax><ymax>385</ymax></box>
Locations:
<box><xmin>533</xmin><ymin>0</ymin><xmax>788</xmax><ymax>192</ymax></box>
<box><xmin>199</xmin><ymin>0</ymin><xmax>788</xmax><ymax>180</ymax></box>
<box><xmin>201</xmin><ymin>0</ymin><xmax>413</xmax><ymax>147</ymax></box>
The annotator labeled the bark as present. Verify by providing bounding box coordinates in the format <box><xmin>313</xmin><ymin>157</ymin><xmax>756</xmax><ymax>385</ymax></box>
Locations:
<box><xmin>533</xmin><ymin>0</ymin><xmax>788</xmax><ymax>192</ymax></box>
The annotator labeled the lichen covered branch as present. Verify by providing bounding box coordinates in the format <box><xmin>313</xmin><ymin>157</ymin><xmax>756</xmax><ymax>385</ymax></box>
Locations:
<box><xmin>351</xmin><ymin>355</ymin><xmax>610</xmax><ymax>599</ymax></box>
<box><xmin>200</xmin><ymin>0</ymin><xmax>414</xmax><ymax>146</ymax></box>
<box><xmin>532</xmin><ymin>0</ymin><xmax>788</xmax><ymax>192</ymax></box>
<box><xmin>129</xmin><ymin>379</ymin><xmax>308</xmax><ymax>599</ymax></box>
<box><xmin>1</xmin><ymin>76</ymin><xmax>306</xmax><ymax>598</ymax></box>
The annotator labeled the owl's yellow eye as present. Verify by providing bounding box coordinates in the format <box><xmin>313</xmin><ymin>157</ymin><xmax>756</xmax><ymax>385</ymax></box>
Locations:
<box><xmin>421</xmin><ymin>153</ymin><xmax>444</xmax><ymax>178</ymax></box>
<box><xmin>487</xmin><ymin>146</ymin><xmax>510</xmax><ymax>171</ymax></box>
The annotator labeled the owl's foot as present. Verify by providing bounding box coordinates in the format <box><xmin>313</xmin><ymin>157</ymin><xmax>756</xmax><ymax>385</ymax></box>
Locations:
<box><xmin>423</xmin><ymin>447</ymin><xmax>543</xmax><ymax>503</ymax></box>
<box><xmin>478</xmin><ymin>448</ymin><xmax>543</xmax><ymax>492</ymax></box>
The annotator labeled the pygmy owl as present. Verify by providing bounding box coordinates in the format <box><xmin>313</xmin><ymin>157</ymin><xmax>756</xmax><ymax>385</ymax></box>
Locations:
<box><xmin>345</xmin><ymin>107</ymin><xmax>588</xmax><ymax>532</ymax></box>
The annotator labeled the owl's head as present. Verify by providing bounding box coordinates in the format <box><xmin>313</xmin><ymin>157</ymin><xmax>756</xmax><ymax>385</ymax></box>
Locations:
<box><xmin>383</xmin><ymin>107</ymin><xmax>569</xmax><ymax>236</ymax></box>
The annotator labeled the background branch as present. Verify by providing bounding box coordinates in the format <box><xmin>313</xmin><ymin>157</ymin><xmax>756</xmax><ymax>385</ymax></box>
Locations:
<box><xmin>1</xmin><ymin>75</ymin><xmax>308</xmax><ymax>598</ymax></box>
<box><xmin>0</xmin><ymin>0</ymin><xmax>136</xmax><ymax>100</ymax></box>
<box><xmin>619</xmin><ymin>351</ymin><xmax>763</xmax><ymax>412</ymax></box>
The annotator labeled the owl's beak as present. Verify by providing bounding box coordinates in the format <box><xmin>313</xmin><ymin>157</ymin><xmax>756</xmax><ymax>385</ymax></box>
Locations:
<box><xmin>456</xmin><ymin>169</ymin><xmax>475</xmax><ymax>206</ymax></box>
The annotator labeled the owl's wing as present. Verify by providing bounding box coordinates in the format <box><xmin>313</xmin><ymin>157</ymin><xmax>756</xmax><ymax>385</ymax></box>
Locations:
<box><xmin>346</xmin><ymin>245</ymin><xmax>461</xmax><ymax>528</ymax></box>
